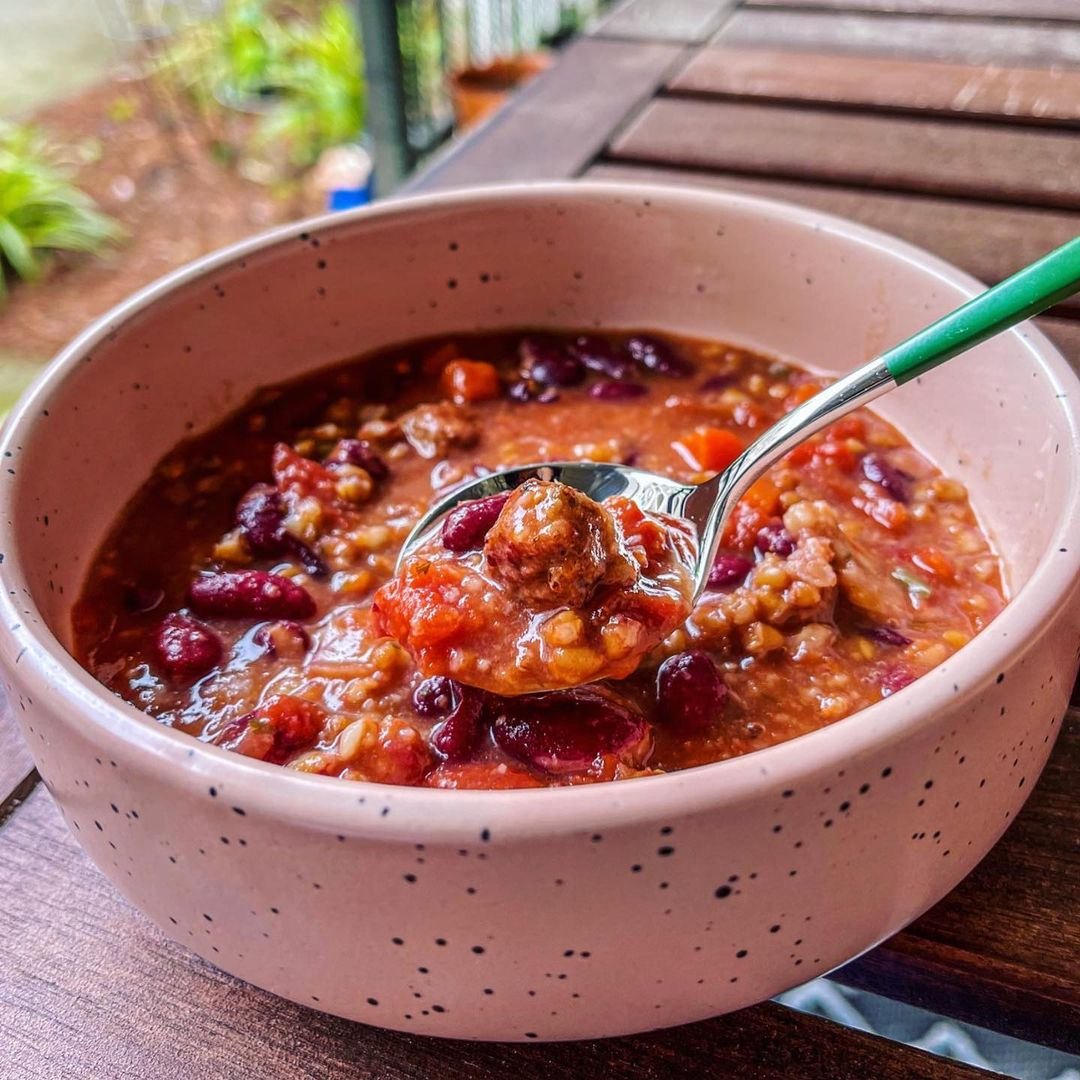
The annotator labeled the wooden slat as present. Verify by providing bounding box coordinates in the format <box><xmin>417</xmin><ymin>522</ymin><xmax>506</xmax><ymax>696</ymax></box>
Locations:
<box><xmin>747</xmin><ymin>0</ymin><xmax>1080</xmax><ymax>18</ymax></box>
<box><xmin>586</xmin><ymin>163</ymin><xmax>1080</xmax><ymax>312</ymax></box>
<box><xmin>1038</xmin><ymin>316</ymin><xmax>1080</xmax><ymax>381</ymax></box>
<box><xmin>836</xmin><ymin>708</ymin><xmax>1080</xmax><ymax>1054</ymax></box>
<box><xmin>0</xmin><ymin>691</ymin><xmax>34</xmax><ymax>811</ymax></box>
<box><xmin>608</xmin><ymin>98</ymin><xmax>1080</xmax><ymax>209</ymax></box>
<box><xmin>591</xmin><ymin>0</ymin><xmax>737</xmax><ymax>43</ymax></box>
<box><xmin>0</xmin><ymin>789</ymin><xmax>987</xmax><ymax>1080</ymax></box>
<box><xmin>718</xmin><ymin>9</ymin><xmax>1080</xmax><ymax>67</ymax></box>
<box><xmin>672</xmin><ymin>46</ymin><xmax>1080</xmax><ymax>125</ymax></box>
<box><xmin>402</xmin><ymin>37</ymin><xmax>685</xmax><ymax>193</ymax></box>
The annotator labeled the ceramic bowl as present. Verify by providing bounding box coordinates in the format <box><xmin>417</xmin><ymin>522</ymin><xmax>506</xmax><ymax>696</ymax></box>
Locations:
<box><xmin>1</xmin><ymin>183</ymin><xmax>1077</xmax><ymax>1042</ymax></box>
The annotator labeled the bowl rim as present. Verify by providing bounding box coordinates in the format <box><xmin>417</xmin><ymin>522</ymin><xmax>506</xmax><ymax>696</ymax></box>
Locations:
<box><xmin>1</xmin><ymin>179</ymin><xmax>1077</xmax><ymax>842</ymax></box>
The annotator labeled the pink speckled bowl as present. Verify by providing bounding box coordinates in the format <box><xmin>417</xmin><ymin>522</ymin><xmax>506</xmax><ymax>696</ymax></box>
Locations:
<box><xmin>0</xmin><ymin>183</ymin><xmax>1077</xmax><ymax>1041</ymax></box>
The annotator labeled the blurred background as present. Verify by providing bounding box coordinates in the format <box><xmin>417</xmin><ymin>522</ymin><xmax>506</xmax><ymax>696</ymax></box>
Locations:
<box><xmin>0</xmin><ymin>0</ymin><xmax>605</xmax><ymax>402</ymax></box>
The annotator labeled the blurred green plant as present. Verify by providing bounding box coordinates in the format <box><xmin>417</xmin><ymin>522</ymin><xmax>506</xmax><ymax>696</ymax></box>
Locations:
<box><xmin>155</xmin><ymin>0</ymin><xmax>365</xmax><ymax>171</ymax></box>
<box><xmin>0</xmin><ymin>124</ymin><xmax>122</xmax><ymax>301</ymax></box>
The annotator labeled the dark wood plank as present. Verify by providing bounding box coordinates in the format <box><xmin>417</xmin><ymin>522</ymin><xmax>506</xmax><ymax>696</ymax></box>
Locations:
<box><xmin>718</xmin><ymin>9</ymin><xmax>1080</xmax><ymax>66</ymax></box>
<box><xmin>0</xmin><ymin>789</ymin><xmax>987</xmax><ymax>1080</ymax></box>
<box><xmin>672</xmin><ymin>46</ymin><xmax>1080</xmax><ymax>125</ymax></box>
<box><xmin>608</xmin><ymin>98</ymin><xmax>1080</xmax><ymax>209</ymax></box>
<box><xmin>0</xmin><ymin>691</ymin><xmax>34</xmax><ymax>811</ymax></box>
<box><xmin>747</xmin><ymin>0</ymin><xmax>1080</xmax><ymax>18</ymax></box>
<box><xmin>1037</xmin><ymin>316</ymin><xmax>1080</xmax><ymax>380</ymax></box>
<box><xmin>591</xmin><ymin>0</ymin><xmax>737</xmax><ymax>43</ymax></box>
<box><xmin>402</xmin><ymin>37</ymin><xmax>685</xmax><ymax>193</ymax></box>
<box><xmin>836</xmin><ymin>708</ymin><xmax>1080</xmax><ymax>1054</ymax></box>
<box><xmin>586</xmin><ymin>162</ymin><xmax>1080</xmax><ymax>311</ymax></box>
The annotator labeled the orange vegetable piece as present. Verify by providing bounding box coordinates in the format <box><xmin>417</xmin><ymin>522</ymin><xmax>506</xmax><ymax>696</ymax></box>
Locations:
<box><xmin>673</xmin><ymin>426</ymin><xmax>745</xmax><ymax>472</ymax></box>
<box><xmin>911</xmin><ymin>546</ymin><xmax>954</xmax><ymax>581</ymax></box>
<box><xmin>828</xmin><ymin>416</ymin><xmax>866</xmax><ymax>441</ymax></box>
<box><xmin>784</xmin><ymin>382</ymin><xmax>822</xmax><ymax>411</ymax></box>
<box><xmin>441</xmin><ymin>359</ymin><xmax>501</xmax><ymax>403</ymax></box>
<box><xmin>742</xmin><ymin>476</ymin><xmax>781</xmax><ymax>517</ymax></box>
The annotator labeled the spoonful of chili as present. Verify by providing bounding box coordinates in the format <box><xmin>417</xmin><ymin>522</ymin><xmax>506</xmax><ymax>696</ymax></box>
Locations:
<box><xmin>377</xmin><ymin>236</ymin><xmax>1080</xmax><ymax>696</ymax></box>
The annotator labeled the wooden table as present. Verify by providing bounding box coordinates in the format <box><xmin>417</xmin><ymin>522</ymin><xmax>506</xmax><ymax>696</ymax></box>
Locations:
<box><xmin>3</xmin><ymin>2</ymin><xmax>1079</xmax><ymax>1076</ymax></box>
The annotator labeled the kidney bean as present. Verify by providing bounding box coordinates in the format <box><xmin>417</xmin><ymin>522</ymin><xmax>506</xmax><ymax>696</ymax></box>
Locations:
<box><xmin>627</xmin><ymin>334</ymin><xmax>695</xmax><ymax>378</ymax></box>
<box><xmin>325</xmin><ymin>438</ymin><xmax>390</xmax><ymax>483</ymax></box>
<box><xmin>253</xmin><ymin>620</ymin><xmax>311</xmax><ymax>659</ymax></box>
<box><xmin>569</xmin><ymin>335</ymin><xmax>633</xmax><ymax>379</ymax></box>
<box><xmin>491</xmin><ymin>689</ymin><xmax>650</xmax><ymax>775</ymax></box>
<box><xmin>708</xmin><ymin>552</ymin><xmax>753</xmax><ymax>589</ymax></box>
<box><xmin>755</xmin><ymin>521</ymin><xmax>797</xmax><ymax>557</ymax></box>
<box><xmin>427</xmin><ymin>681</ymin><xmax>485</xmax><ymax>762</ymax></box>
<box><xmin>861</xmin><ymin>453</ymin><xmax>912</xmax><ymax>504</ymax></box>
<box><xmin>154</xmin><ymin>613</ymin><xmax>222</xmax><ymax>681</ymax></box>
<box><xmin>862</xmin><ymin>625</ymin><xmax>911</xmax><ymax>647</ymax></box>
<box><xmin>518</xmin><ymin>336</ymin><xmax>585</xmax><ymax>387</ymax></box>
<box><xmin>188</xmin><ymin>571</ymin><xmax>315</xmax><ymax>620</ymax></box>
<box><xmin>236</xmin><ymin>483</ymin><xmax>287</xmax><ymax>552</ymax></box>
<box><xmin>588</xmin><ymin>379</ymin><xmax>648</xmax><ymax>401</ymax></box>
<box><xmin>656</xmin><ymin>651</ymin><xmax>728</xmax><ymax>733</ymax></box>
<box><xmin>441</xmin><ymin>491</ymin><xmax>511</xmax><ymax>552</ymax></box>
<box><xmin>700</xmin><ymin>373</ymin><xmax>737</xmax><ymax>393</ymax></box>
<box><xmin>507</xmin><ymin>379</ymin><xmax>534</xmax><ymax>403</ymax></box>
<box><xmin>285</xmin><ymin>536</ymin><xmax>328</xmax><ymax>579</ymax></box>
<box><xmin>122</xmin><ymin>582</ymin><xmax>164</xmax><ymax>614</ymax></box>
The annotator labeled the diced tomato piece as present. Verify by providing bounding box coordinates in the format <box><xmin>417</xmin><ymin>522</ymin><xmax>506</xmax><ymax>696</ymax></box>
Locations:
<box><xmin>721</xmin><ymin>500</ymin><xmax>770</xmax><ymax>550</ymax></box>
<box><xmin>828</xmin><ymin>416</ymin><xmax>866</xmax><ymax>441</ymax></box>
<box><xmin>813</xmin><ymin>440</ymin><xmax>858</xmax><ymax>472</ymax></box>
<box><xmin>854</xmin><ymin>491</ymin><xmax>908</xmax><ymax>531</ymax></box>
<box><xmin>785</xmin><ymin>440</ymin><xmax>819</xmax><ymax>467</ymax></box>
<box><xmin>742</xmin><ymin>476</ymin><xmax>781</xmax><ymax>517</ymax></box>
<box><xmin>425</xmin><ymin>762</ymin><xmax>546</xmax><ymax>789</ymax></box>
<box><xmin>673</xmin><ymin>426</ymin><xmax>745</xmax><ymax>472</ymax></box>
<box><xmin>784</xmin><ymin>382</ymin><xmax>822</xmax><ymax>411</ymax></box>
<box><xmin>911</xmin><ymin>546</ymin><xmax>954</xmax><ymax>581</ymax></box>
<box><xmin>373</xmin><ymin>561</ymin><xmax>487</xmax><ymax>652</ymax></box>
<box><xmin>441</xmin><ymin>359</ymin><xmax>501</xmax><ymax>403</ymax></box>
<box><xmin>272</xmin><ymin>443</ymin><xmax>339</xmax><ymax>505</ymax></box>
<box><xmin>217</xmin><ymin>694</ymin><xmax>327</xmax><ymax>764</ymax></box>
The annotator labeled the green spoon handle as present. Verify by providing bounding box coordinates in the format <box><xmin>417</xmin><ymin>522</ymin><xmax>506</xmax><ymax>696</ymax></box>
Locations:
<box><xmin>883</xmin><ymin>234</ymin><xmax>1080</xmax><ymax>385</ymax></box>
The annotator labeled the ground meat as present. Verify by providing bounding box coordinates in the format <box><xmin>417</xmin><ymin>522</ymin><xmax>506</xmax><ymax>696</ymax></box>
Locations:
<box><xmin>483</xmin><ymin>479</ymin><xmax>637</xmax><ymax>609</ymax></box>
<box><xmin>399</xmin><ymin>402</ymin><xmax>479</xmax><ymax>459</ymax></box>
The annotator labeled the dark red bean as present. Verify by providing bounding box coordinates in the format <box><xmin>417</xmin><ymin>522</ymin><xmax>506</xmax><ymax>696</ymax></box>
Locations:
<box><xmin>413</xmin><ymin>675</ymin><xmax>456</xmax><ymax>717</ymax></box>
<box><xmin>656</xmin><ymin>651</ymin><xmax>727</xmax><ymax>733</ymax></box>
<box><xmin>879</xmin><ymin>665</ymin><xmax>915</xmax><ymax>697</ymax></box>
<box><xmin>627</xmin><ymin>334</ymin><xmax>695</xmax><ymax>378</ymax></box>
<box><xmin>862</xmin><ymin>625</ymin><xmax>911</xmax><ymax>647</ymax></box>
<box><xmin>755</xmin><ymin>522</ymin><xmax>797</xmax><ymax>557</ymax></box>
<box><xmin>285</xmin><ymin>536</ymin><xmax>328</xmax><ymax>579</ymax></box>
<box><xmin>507</xmin><ymin>379</ymin><xmax>533</xmax><ymax>403</ymax></box>
<box><xmin>428</xmin><ymin>682</ymin><xmax>485</xmax><ymax>762</ymax></box>
<box><xmin>588</xmin><ymin>379</ymin><xmax>648</xmax><ymax>401</ymax></box>
<box><xmin>535</xmin><ymin>387</ymin><xmax>561</xmax><ymax>404</ymax></box>
<box><xmin>154</xmin><ymin>613</ymin><xmax>222</xmax><ymax>681</ymax></box>
<box><xmin>491</xmin><ymin>689</ymin><xmax>649</xmax><ymax>775</ymax></box>
<box><xmin>569</xmin><ymin>335</ymin><xmax>633</xmax><ymax>379</ymax></box>
<box><xmin>708</xmin><ymin>552</ymin><xmax>753</xmax><ymax>589</ymax></box>
<box><xmin>519</xmin><ymin>336</ymin><xmax>585</xmax><ymax>387</ymax></box>
<box><xmin>188</xmin><ymin>571</ymin><xmax>315</xmax><ymax>620</ymax></box>
<box><xmin>236</xmin><ymin>483</ymin><xmax>287</xmax><ymax>552</ymax></box>
<box><xmin>441</xmin><ymin>492</ymin><xmax>511</xmax><ymax>552</ymax></box>
<box><xmin>253</xmin><ymin>620</ymin><xmax>311</xmax><ymax>658</ymax></box>
<box><xmin>700</xmin><ymin>373</ymin><xmax>738</xmax><ymax>393</ymax></box>
<box><xmin>861</xmin><ymin>453</ymin><xmax>912</xmax><ymax>504</ymax></box>
<box><xmin>326</xmin><ymin>438</ymin><xmax>389</xmax><ymax>483</ymax></box>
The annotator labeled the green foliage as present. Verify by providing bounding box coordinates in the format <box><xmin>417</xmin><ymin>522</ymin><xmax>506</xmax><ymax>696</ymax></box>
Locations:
<box><xmin>0</xmin><ymin>124</ymin><xmax>122</xmax><ymax>301</ymax></box>
<box><xmin>156</xmin><ymin>0</ymin><xmax>365</xmax><ymax>171</ymax></box>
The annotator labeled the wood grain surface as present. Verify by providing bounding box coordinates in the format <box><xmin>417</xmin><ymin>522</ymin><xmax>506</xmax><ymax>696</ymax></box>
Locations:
<box><xmin>587</xmin><ymin>162</ymin><xmax>1080</xmax><ymax>311</ymax></box>
<box><xmin>0</xmin><ymin>789</ymin><xmax>989</xmax><ymax>1080</ymax></box>
<box><xmin>672</xmin><ymin>46</ymin><xmax>1080</xmax><ymax>125</ymax></box>
<box><xmin>592</xmin><ymin>0</ymin><xmax>737</xmax><ymax>43</ymax></box>
<box><xmin>719</xmin><ymin>9</ymin><xmax>1080</xmax><ymax>66</ymax></box>
<box><xmin>746</xmin><ymin>0</ymin><xmax>1080</xmax><ymax>18</ymax></box>
<box><xmin>402</xmin><ymin>37</ymin><xmax>685</xmax><ymax>192</ymax></box>
<box><xmin>609</xmin><ymin>98</ymin><xmax>1080</xmax><ymax>209</ymax></box>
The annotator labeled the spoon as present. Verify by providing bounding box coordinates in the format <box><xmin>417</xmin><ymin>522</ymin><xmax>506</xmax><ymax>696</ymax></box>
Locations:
<box><xmin>400</xmin><ymin>234</ymin><xmax>1080</xmax><ymax>601</ymax></box>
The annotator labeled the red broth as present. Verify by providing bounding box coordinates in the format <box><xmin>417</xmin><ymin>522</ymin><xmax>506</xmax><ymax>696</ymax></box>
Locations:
<box><xmin>73</xmin><ymin>331</ymin><xmax>1004</xmax><ymax>788</ymax></box>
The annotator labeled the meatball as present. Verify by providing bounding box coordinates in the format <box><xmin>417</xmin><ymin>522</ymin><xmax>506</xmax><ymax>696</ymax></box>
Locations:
<box><xmin>399</xmin><ymin>401</ymin><xmax>479</xmax><ymax>459</ymax></box>
<box><xmin>483</xmin><ymin>479</ymin><xmax>637</xmax><ymax>609</ymax></box>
